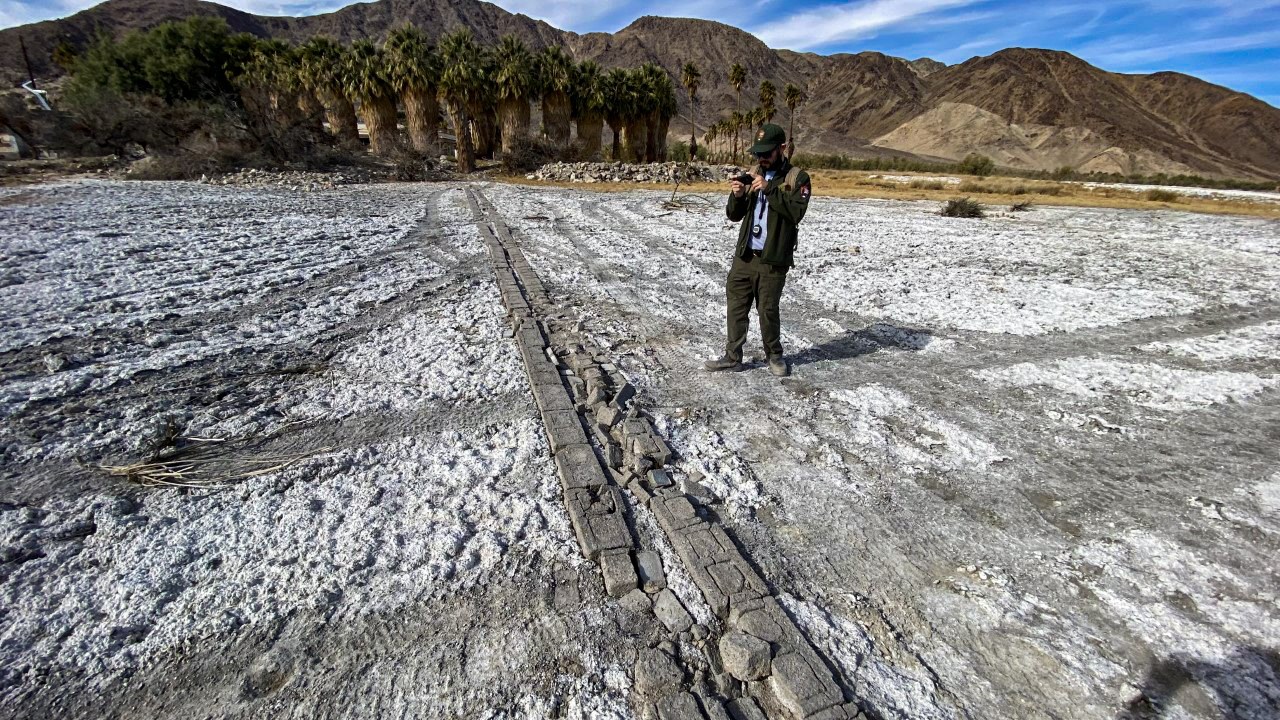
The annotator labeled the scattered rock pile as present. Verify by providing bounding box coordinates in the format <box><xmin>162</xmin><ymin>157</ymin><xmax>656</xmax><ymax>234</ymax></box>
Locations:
<box><xmin>198</xmin><ymin>167</ymin><xmax>384</xmax><ymax>191</ymax></box>
<box><xmin>526</xmin><ymin>162</ymin><xmax>744</xmax><ymax>185</ymax></box>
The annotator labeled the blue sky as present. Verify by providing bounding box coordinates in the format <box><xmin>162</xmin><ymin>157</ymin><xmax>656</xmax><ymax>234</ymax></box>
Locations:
<box><xmin>3</xmin><ymin>0</ymin><xmax>1278</xmax><ymax>106</ymax></box>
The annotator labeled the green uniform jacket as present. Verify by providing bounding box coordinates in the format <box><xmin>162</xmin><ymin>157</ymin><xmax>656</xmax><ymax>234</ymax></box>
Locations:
<box><xmin>726</xmin><ymin>159</ymin><xmax>811</xmax><ymax>269</ymax></box>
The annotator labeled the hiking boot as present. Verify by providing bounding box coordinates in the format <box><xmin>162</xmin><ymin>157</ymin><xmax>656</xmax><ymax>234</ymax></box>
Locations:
<box><xmin>767</xmin><ymin>356</ymin><xmax>790</xmax><ymax>377</ymax></box>
<box><xmin>704</xmin><ymin>355</ymin><xmax>741</xmax><ymax>372</ymax></box>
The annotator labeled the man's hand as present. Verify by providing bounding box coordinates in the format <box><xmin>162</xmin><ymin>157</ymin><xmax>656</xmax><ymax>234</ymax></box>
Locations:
<box><xmin>730</xmin><ymin>179</ymin><xmax>746</xmax><ymax>198</ymax></box>
<box><xmin>750</xmin><ymin>174</ymin><xmax>766</xmax><ymax>193</ymax></box>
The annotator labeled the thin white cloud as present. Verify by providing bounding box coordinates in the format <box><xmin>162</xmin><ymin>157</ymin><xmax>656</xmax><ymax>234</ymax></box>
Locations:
<box><xmin>1080</xmin><ymin>28</ymin><xmax>1280</xmax><ymax>66</ymax></box>
<box><xmin>486</xmin><ymin>0</ymin><xmax>618</xmax><ymax>30</ymax></box>
<box><xmin>750</xmin><ymin>0</ymin><xmax>982</xmax><ymax>51</ymax></box>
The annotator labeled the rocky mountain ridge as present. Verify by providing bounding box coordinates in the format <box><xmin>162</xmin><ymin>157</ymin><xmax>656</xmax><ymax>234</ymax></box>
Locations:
<box><xmin>2</xmin><ymin>0</ymin><xmax>1278</xmax><ymax>178</ymax></box>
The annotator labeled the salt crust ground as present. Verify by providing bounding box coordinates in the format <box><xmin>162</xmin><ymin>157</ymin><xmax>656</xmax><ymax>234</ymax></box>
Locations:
<box><xmin>478</xmin><ymin>181</ymin><xmax>1280</xmax><ymax>720</ymax></box>
<box><xmin>0</xmin><ymin>181</ymin><xmax>632</xmax><ymax>718</ymax></box>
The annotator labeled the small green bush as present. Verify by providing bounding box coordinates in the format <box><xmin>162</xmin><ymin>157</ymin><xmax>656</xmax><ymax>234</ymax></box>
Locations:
<box><xmin>941</xmin><ymin>197</ymin><xmax>986</xmax><ymax>218</ymax></box>
<box><xmin>957</xmin><ymin>153</ymin><xmax>995</xmax><ymax>177</ymax></box>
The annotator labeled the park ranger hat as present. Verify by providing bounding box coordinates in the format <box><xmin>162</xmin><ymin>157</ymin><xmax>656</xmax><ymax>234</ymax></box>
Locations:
<box><xmin>749</xmin><ymin>123</ymin><xmax>786</xmax><ymax>155</ymax></box>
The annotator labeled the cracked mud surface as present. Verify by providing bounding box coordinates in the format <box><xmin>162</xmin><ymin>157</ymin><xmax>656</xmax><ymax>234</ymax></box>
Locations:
<box><xmin>479</xmin><ymin>182</ymin><xmax>1280</xmax><ymax>720</ymax></box>
<box><xmin>2</xmin><ymin>178</ymin><xmax>1278</xmax><ymax>719</ymax></box>
<box><xmin>0</xmin><ymin>181</ymin><xmax>640</xmax><ymax>719</ymax></box>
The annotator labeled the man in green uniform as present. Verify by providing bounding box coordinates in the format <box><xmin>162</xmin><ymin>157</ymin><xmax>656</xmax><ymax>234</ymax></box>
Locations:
<box><xmin>704</xmin><ymin>123</ymin><xmax>811</xmax><ymax>377</ymax></box>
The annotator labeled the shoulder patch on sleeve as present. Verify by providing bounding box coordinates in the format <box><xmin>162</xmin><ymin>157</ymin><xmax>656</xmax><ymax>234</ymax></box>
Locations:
<box><xmin>800</xmin><ymin>182</ymin><xmax>811</xmax><ymax>200</ymax></box>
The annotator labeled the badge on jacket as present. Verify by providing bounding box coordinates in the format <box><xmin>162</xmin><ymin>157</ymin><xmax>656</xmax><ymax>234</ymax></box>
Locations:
<box><xmin>800</xmin><ymin>183</ymin><xmax>811</xmax><ymax>200</ymax></box>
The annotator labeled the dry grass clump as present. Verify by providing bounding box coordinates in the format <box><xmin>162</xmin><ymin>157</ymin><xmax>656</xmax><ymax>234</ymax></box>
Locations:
<box><xmin>909</xmin><ymin>179</ymin><xmax>946</xmax><ymax>190</ymax></box>
<box><xmin>1010</xmin><ymin>201</ymin><xmax>1034</xmax><ymax>212</ymax></box>
<box><xmin>941</xmin><ymin>197</ymin><xmax>986</xmax><ymax>218</ymax></box>
<box><xmin>1143</xmin><ymin>188</ymin><xmax>1181</xmax><ymax>202</ymax></box>
<box><xmin>958</xmin><ymin>179</ymin><xmax>1064</xmax><ymax>196</ymax></box>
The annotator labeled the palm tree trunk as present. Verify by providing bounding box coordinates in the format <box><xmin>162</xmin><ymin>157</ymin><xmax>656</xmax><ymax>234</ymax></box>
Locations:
<box><xmin>657</xmin><ymin>116</ymin><xmax>671</xmax><ymax>161</ymax></box>
<box><xmin>447</xmin><ymin>99</ymin><xmax>475</xmax><ymax>173</ymax></box>
<box><xmin>542</xmin><ymin>92</ymin><xmax>571</xmax><ymax>146</ymax></box>
<box><xmin>403</xmin><ymin>86</ymin><xmax>439</xmax><ymax>153</ymax></box>
<box><xmin>498</xmin><ymin>98</ymin><xmax>529</xmax><ymax>155</ymax></box>
<box><xmin>361</xmin><ymin>95</ymin><xmax>399</xmax><ymax>156</ymax></box>
<box><xmin>468</xmin><ymin>107</ymin><xmax>496</xmax><ymax>159</ymax></box>
<box><xmin>297</xmin><ymin>91</ymin><xmax>324</xmax><ymax>133</ymax></box>
<box><xmin>576</xmin><ymin>114</ymin><xmax>604</xmax><ymax>160</ymax></box>
<box><xmin>689</xmin><ymin>99</ymin><xmax>697</xmax><ymax>158</ymax></box>
<box><xmin>623</xmin><ymin>119</ymin><xmax>647</xmax><ymax>163</ymax></box>
<box><xmin>607</xmin><ymin>118</ymin><xmax>622</xmax><ymax>160</ymax></box>
<box><xmin>321</xmin><ymin>89</ymin><xmax>359</xmax><ymax>141</ymax></box>
<box><xmin>645</xmin><ymin>113</ymin><xmax>659</xmax><ymax>163</ymax></box>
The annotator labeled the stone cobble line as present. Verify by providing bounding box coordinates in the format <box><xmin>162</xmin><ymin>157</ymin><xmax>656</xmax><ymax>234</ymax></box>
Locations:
<box><xmin>466</xmin><ymin>188</ymin><xmax>866</xmax><ymax>720</ymax></box>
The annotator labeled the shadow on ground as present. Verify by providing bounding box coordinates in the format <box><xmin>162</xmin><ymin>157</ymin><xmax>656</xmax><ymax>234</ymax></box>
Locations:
<box><xmin>790</xmin><ymin>321</ymin><xmax>935</xmax><ymax>368</ymax></box>
<box><xmin>1118</xmin><ymin>646</ymin><xmax>1280</xmax><ymax>720</ymax></box>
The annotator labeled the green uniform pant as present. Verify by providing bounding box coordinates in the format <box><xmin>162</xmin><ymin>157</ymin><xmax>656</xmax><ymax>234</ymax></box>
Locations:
<box><xmin>724</xmin><ymin>255</ymin><xmax>788</xmax><ymax>361</ymax></box>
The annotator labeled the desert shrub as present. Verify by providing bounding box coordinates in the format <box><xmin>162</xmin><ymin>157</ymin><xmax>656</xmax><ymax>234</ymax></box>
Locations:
<box><xmin>957</xmin><ymin>153</ymin><xmax>995</xmax><ymax>177</ymax></box>
<box><xmin>383</xmin><ymin>145</ymin><xmax>438</xmax><ymax>181</ymax></box>
<box><xmin>909</xmin><ymin>179</ymin><xmax>945</xmax><ymax>190</ymax></box>
<box><xmin>1144</xmin><ymin>188</ymin><xmax>1181</xmax><ymax>202</ymax></box>
<box><xmin>941</xmin><ymin>197</ymin><xmax>986</xmax><ymax>218</ymax></box>
<box><xmin>502</xmin><ymin>135</ymin><xmax>561</xmax><ymax>173</ymax></box>
<box><xmin>1010</xmin><ymin>201</ymin><xmax>1034</xmax><ymax>212</ymax></box>
<box><xmin>667</xmin><ymin>141</ymin><xmax>709</xmax><ymax>162</ymax></box>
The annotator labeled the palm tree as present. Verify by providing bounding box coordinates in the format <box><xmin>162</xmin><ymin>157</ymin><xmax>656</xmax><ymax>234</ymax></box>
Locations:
<box><xmin>537</xmin><ymin>45</ymin><xmax>574</xmax><ymax>146</ymax></box>
<box><xmin>629</xmin><ymin>65</ymin><xmax>660</xmax><ymax>162</ymax></box>
<box><xmin>730</xmin><ymin>110</ymin><xmax>745</xmax><ymax>161</ymax></box>
<box><xmin>680</xmin><ymin>61</ymin><xmax>700</xmax><ymax>159</ymax></box>
<box><xmin>385</xmin><ymin>24</ymin><xmax>441</xmax><ymax>153</ymax></box>
<box><xmin>468</xmin><ymin>47</ymin><xmax>498</xmax><ymax>159</ymax></box>
<box><xmin>784</xmin><ymin>82</ymin><xmax>807</xmax><ymax>158</ymax></box>
<box><xmin>342</xmin><ymin>39</ymin><xmax>399</xmax><ymax>155</ymax></box>
<box><xmin>572</xmin><ymin>60</ymin><xmax>606</xmax><ymax>160</ymax></box>
<box><xmin>601</xmin><ymin>67</ymin><xmax>632</xmax><ymax>160</ymax></box>
<box><xmin>652</xmin><ymin>68</ymin><xmax>678</xmax><ymax>161</ymax></box>
<box><xmin>437</xmin><ymin>28</ymin><xmax>484</xmax><ymax>172</ymax></box>
<box><xmin>299</xmin><ymin>37</ymin><xmax>359</xmax><ymax>141</ymax></box>
<box><xmin>702</xmin><ymin>123</ymin><xmax>717</xmax><ymax>162</ymax></box>
<box><xmin>240</xmin><ymin>39</ymin><xmax>300</xmax><ymax>130</ymax></box>
<box><xmin>492</xmin><ymin>34</ymin><xmax>534</xmax><ymax>156</ymax></box>
<box><xmin>728</xmin><ymin>63</ymin><xmax>745</xmax><ymax>158</ymax></box>
<box><xmin>759</xmin><ymin>80</ymin><xmax>777</xmax><ymax>124</ymax></box>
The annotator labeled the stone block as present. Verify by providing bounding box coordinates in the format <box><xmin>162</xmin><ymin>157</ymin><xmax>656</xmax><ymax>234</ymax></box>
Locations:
<box><xmin>719</xmin><ymin>630</ymin><xmax>772</xmax><ymax>681</ymax></box>
<box><xmin>699</xmin><ymin>696</ymin><xmax>731</xmax><ymax>720</ymax></box>
<box><xmin>765</xmin><ymin>652</ymin><xmax>843</xmax><ymax>718</ymax></box>
<box><xmin>518</xmin><ymin>326</ymin><xmax>546</xmax><ymax>349</ymax></box>
<box><xmin>653</xmin><ymin>589</ymin><xmax>694</xmax><ymax>633</ymax></box>
<box><xmin>605</xmin><ymin>442</ymin><xmax>624</xmax><ymax>469</ymax></box>
<box><xmin>725</xmin><ymin>698</ymin><xmax>767</xmax><ymax>720</ymax></box>
<box><xmin>647</xmin><ymin>468</ymin><xmax>674</xmax><ymax>489</ymax></box>
<box><xmin>586</xmin><ymin>386</ymin><xmax>608</xmax><ymax>406</ymax></box>
<box><xmin>555</xmin><ymin>444</ymin><xmax>607</xmax><ymax>491</ymax></box>
<box><xmin>568</xmin><ymin>377</ymin><xmax>587</xmax><ymax>402</ymax></box>
<box><xmin>531</xmin><ymin>382</ymin><xmax>574</xmax><ymax>414</ymax></box>
<box><xmin>635</xmin><ymin>549</ymin><xmax>666</xmax><ymax>593</ymax></box>
<box><xmin>651</xmin><ymin>436</ymin><xmax>674</xmax><ymax>466</ymax></box>
<box><xmin>600</xmin><ymin>549</ymin><xmax>640</xmax><ymax>597</ymax></box>
<box><xmin>655</xmin><ymin>693</ymin><xmax>705</xmax><ymax>720</ymax></box>
<box><xmin>708</xmin><ymin>562</ymin><xmax>748</xmax><ymax>596</ymax></box>
<box><xmin>525</xmin><ymin>358</ymin><xmax>561</xmax><ymax>388</ymax></box>
<box><xmin>565</xmin><ymin>486</ymin><xmax>631</xmax><ymax>561</ymax></box>
<box><xmin>629</xmin><ymin>478</ymin><xmax>653</xmax><ymax>505</ymax></box>
<box><xmin>596</xmin><ymin>404</ymin><xmax>624</xmax><ymax>429</ymax></box>
<box><xmin>541</xmin><ymin>410</ymin><xmax>587</xmax><ymax>454</ymax></box>
<box><xmin>634</xmin><ymin>648</ymin><xmax>684</xmax><ymax>700</ymax></box>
